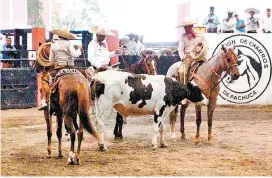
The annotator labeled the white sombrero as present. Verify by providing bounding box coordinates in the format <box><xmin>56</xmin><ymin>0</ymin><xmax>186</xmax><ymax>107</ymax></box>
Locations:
<box><xmin>175</xmin><ymin>17</ymin><xmax>198</xmax><ymax>28</ymax></box>
<box><xmin>141</xmin><ymin>48</ymin><xmax>157</xmax><ymax>56</ymax></box>
<box><xmin>51</xmin><ymin>26</ymin><xmax>77</xmax><ymax>40</ymax></box>
<box><xmin>89</xmin><ymin>25</ymin><xmax>115</xmax><ymax>36</ymax></box>
<box><xmin>226</xmin><ymin>9</ymin><xmax>235</xmax><ymax>13</ymax></box>
<box><xmin>119</xmin><ymin>36</ymin><xmax>129</xmax><ymax>44</ymax></box>
<box><xmin>244</xmin><ymin>8</ymin><xmax>260</xmax><ymax>14</ymax></box>
<box><xmin>158</xmin><ymin>48</ymin><xmax>172</xmax><ymax>55</ymax></box>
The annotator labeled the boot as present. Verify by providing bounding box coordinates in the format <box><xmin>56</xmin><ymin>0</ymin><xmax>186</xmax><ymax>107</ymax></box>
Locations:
<box><xmin>38</xmin><ymin>99</ymin><xmax>48</xmax><ymax>110</ymax></box>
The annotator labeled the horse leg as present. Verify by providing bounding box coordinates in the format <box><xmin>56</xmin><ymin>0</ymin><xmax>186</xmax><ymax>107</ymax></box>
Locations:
<box><xmin>207</xmin><ymin>100</ymin><xmax>216</xmax><ymax>145</ymax></box>
<box><xmin>195</xmin><ymin>104</ymin><xmax>202</xmax><ymax>144</ymax></box>
<box><xmin>180</xmin><ymin>103</ymin><xmax>189</xmax><ymax>140</ymax></box>
<box><xmin>75</xmin><ymin>122</ymin><xmax>84</xmax><ymax>165</ymax></box>
<box><xmin>44</xmin><ymin>108</ymin><xmax>52</xmax><ymax>158</ymax></box>
<box><xmin>65</xmin><ymin>120</ymin><xmax>76</xmax><ymax>165</ymax></box>
<box><xmin>169</xmin><ymin>105</ymin><xmax>178</xmax><ymax>138</ymax></box>
<box><xmin>56</xmin><ymin>110</ymin><xmax>63</xmax><ymax>158</ymax></box>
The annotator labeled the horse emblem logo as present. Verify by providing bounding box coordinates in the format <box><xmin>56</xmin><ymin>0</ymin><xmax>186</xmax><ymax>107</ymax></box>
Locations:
<box><xmin>213</xmin><ymin>34</ymin><xmax>272</xmax><ymax>104</ymax></box>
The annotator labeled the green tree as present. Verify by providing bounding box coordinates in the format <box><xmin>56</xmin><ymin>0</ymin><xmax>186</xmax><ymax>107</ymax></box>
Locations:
<box><xmin>52</xmin><ymin>0</ymin><xmax>106</xmax><ymax>30</ymax></box>
<box><xmin>27</xmin><ymin>0</ymin><xmax>45</xmax><ymax>27</ymax></box>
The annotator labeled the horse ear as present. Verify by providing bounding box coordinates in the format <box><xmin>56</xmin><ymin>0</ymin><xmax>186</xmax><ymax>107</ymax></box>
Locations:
<box><xmin>39</xmin><ymin>42</ymin><xmax>43</xmax><ymax>47</ymax></box>
<box><xmin>221</xmin><ymin>44</ymin><xmax>227</xmax><ymax>53</ymax></box>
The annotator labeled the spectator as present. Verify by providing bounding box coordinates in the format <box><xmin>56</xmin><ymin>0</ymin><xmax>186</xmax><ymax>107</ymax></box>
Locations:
<box><xmin>234</xmin><ymin>14</ymin><xmax>246</xmax><ymax>33</ymax></box>
<box><xmin>126</xmin><ymin>33</ymin><xmax>137</xmax><ymax>55</ymax></box>
<box><xmin>203</xmin><ymin>6</ymin><xmax>220</xmax><ymax>33</ymax></box>
<box><xmin>138</xmin><ymin>35</ymin><xmax>145</xmax><ymax>51</ymax></box>
<box><xmin>245</xmin><ymin>8</ymin><xmax>260</xmax><ymax>33</ymax></box>
<box><xmin>1</xmin><ymin>37</ymin><xmax>17</xmax><ymax>68</ymax></box>
<box><xmin>262</xmin><ymin>8</ymin><xmax>272</xmax><ymax>33</ymax></box>
<box><xmin>119</xmin><ymin>37</ymin><xmax>129</xmax><ymax>55</ymax></box>
<box><xmin>134</xmin><ymin>34</ymin><xmax>144</xmax><ymax>55</ymax></box>
<box><xmin>222</xmin><ymin>9</ymin><xmax>236</xmax><ymax>33</ymax></box>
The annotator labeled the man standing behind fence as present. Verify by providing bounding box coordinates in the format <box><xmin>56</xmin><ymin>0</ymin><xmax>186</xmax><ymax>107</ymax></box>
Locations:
<box><xmin>1</xmin><ymin>37</ymin><xmax>17</xmax><ymax>68</ymax></box>
<box><xmin>203</xmin><ymin>6</ymin><xmax>220</xmax><ymax>33</ymax></box>
<box><xmin>235</xmin><ymin>14</ymin><xmax>246</xmax><ymax>33</ymax></box>
<box><xmin>222</xmin><ymin>9</ymin><xmax>236</xmax><ymax>33</ymax></box>
<box><xmin>262</xmin><ymin>8</ymin><xmax>272</xmax><ymax>33</ymax></box>
<box><xmin>245</xmin><ymin>8</ymin><xmax>260</xmax><ymax>33</ymax></box>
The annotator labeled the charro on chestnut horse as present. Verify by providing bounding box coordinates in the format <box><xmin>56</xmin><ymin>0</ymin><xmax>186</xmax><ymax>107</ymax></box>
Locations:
<box><xmin>167</xmin><ymin>45</ymin><xmax>240</xmax><ymax>145</ymax></box>
<box><xmin>36</xmin><ymin>42</ymin><xmax>106</xmax><ymax>165</ymax></box>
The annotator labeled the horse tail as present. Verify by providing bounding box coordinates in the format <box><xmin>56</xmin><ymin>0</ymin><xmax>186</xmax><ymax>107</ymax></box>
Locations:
<box><xmin>77</xmin><ymin>83</ymin><xmax>95</xmax><ymax>135</ymax></box>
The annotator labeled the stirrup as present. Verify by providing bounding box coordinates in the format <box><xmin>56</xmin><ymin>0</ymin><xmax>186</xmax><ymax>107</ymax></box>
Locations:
<box><xmin>38</xmin><ymin>103</ymin><xmax>48</xmax><ymax>111</ymax></box>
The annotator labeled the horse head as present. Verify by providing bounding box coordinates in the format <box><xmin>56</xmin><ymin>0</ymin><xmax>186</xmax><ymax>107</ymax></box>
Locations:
<box><xmin>221</xmin><ymin>44</ymin><xmax>240</xmax><ymax>81</ymax></box>
<box><xmin>140</xmin><ymin>50</ymin><xmax>158</xmax><ymax>75</ymax></box>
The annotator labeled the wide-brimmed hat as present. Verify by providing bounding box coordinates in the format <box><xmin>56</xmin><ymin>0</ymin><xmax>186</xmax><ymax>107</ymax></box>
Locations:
<box><xmin>244</xmin><ymin>8</ymin><xmax>260</xmax><ymax>14</ymax></box>
<box><xmin>141</xmin><ymin>48</ymin><xmax>157</xmax><ymax>56</ymax></box>
<box><xmin>226</xmin><ymin>9</ymin><xmax>235</xmax><ymax>13</ymax></box>
<box><xmin>175</xmin><ymin>17</ymin><xmax>198</xmax><ymax>28</ymax></box>
<box><xmin>89</xmin><ymin>25</ymin><xmax>115</xmax><ymax>36</ymax></box>
<box><xmin>158</xmin><ymin>48</ymin><xmax>172</xmax><ymax>55</ymax></box>
<box><xmin>119</xmin><ymin>36</ymin><xmax>129</xmax><ymax>44</ymax></box>
<box><xmin>51</xmin><ymin>26</ymin><xmax>76</xmax><ymax>40</ymax></box>
<box><xmin>126</xmin><ymin>33</ymin><xmax>135</xmax><ymax>38</ymax></box>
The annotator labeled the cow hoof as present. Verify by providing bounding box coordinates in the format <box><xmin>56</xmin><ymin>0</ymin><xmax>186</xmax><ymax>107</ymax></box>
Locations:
<box><xmin>75</xmin><ymin>158</ymin><xmax>80</xmax><ymax>165</ymax></box>
<box><xmin>195</xmin><ymin>138</ymin><xmax>200</xmax><ymax>145</ymax></box>
<box><xmin>160</xmin><ymin>143</ymin><xmax>168</xmax><ymax>148</ymax></box>
<box><xmin>152</xmin><ymin>145</ymin><xmax>158</xmax><ymax>150</ymax></box>
<box><xmin>46</xmin><ymin>154</ymin><xmax>51</xmax><ymax>159</ymax></box>
<box><xmin>98</xmin><ymin>143</ymin><xmax>107</xmax><ymax>152</ymax></box>
<box><xmin>67</xmin><ymin>151</ymin><xmax>75</xmax><ymax>165</ymax></box>
<box><xmin>181</xmin><ymin>135</ymin><xmax>186</xmax><ymax>140</ymax></box>
<box><xmin>67</xmin><ymin>161</ymin><xmax>74</xmax><ymax>165</ymax></box>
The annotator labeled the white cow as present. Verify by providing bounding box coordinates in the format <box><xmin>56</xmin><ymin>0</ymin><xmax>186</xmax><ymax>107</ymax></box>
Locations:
<box><xmin>91</xmin><ymin>70</ymin><xmax>204</xmax><ymax>149</ymax></box>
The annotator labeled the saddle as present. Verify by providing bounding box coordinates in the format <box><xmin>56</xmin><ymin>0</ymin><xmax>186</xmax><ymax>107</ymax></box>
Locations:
<box><xmin>49</xmin><ymin>68</ymin><xmax>86</xmax><ymax>93</ymax></box>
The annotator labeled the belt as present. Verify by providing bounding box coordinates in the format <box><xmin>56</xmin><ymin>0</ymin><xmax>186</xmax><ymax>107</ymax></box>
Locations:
<box><xmin>223</xmin><ymin>30</ymin><xmax>234</xmax><ymax>33</ymax></box>
<box><xmin>56</xmin><ymin>61</ymin><xmax>74</xmax><ymax>66</ymax></box>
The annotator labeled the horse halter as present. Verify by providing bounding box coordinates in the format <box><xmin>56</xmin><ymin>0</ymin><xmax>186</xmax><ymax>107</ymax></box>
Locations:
<box><xmin>142</xmin><ymin>55</ymin><xmax>157</xmax><ymax>75</ymax></box>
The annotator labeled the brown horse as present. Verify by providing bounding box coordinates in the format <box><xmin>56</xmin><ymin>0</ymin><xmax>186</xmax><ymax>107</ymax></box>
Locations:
<box><xmin>167</xmin><ymin>45</ymin><xmax>240</xmax><ymax>144</ymax></box>
<box><xmin>113</xmin><ymin>54</ymin><xmax>157</xmax><ymax>139</ymax></box>
<box><xmin>37</xmin><ymin>44</ymin><xmax>106</xmax><ymax>165</ymax></box>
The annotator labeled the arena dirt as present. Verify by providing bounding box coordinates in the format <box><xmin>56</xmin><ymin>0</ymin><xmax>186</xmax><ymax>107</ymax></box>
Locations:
<box><xmin>1</xmin><ymin>105</ymin><xmax>272</xmax><ymax>176</ymax></box>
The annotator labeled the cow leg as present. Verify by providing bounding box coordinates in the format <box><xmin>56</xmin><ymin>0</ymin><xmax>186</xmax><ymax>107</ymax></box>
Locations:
<box><xmin>195</xmin><ymin>104</ymin><xmax>202</xmax><ymax>144</ymax></box>
<box><xmin>160</xmin><ymin>120</ymin><xmax>168</xmax><ymax>148</ymax></box>
<box><xmin>152</xmin><ymin>113</ymin><xmax>160</xmax><ymax>149</ymax></box>
<box><xmin>113</xmin><ymin>112</ymin><xmax>124</xmax><ymax>139</ymax></box>
<box><xmin>169</xmin><ymin>105</ymin><xmax>178</xmax><ymax>138</ymax></box>
<box><xmin>180</xmin><ymin>103</ymin><xmax>189</xmax><ymax>140</ymax></box>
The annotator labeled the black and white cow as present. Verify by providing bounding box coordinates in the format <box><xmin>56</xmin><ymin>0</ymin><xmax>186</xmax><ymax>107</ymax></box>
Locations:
<box><xmin>91</xmin><ymin>70</ymin><xmax>204</xmax><ymax>149</ymax></box>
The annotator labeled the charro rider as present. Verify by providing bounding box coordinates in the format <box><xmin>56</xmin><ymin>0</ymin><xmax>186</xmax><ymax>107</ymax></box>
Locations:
<box><xmin>87</xmin><ymin>25</ymin><xmax>120</xmax><ymax>71</ymax></box>
<box><xmin>38</xmin><ymin>26</ymin><xmax>82</xmax><ymax>110</ymax></box>
<box><xmin>176</xmin><ymin>17</ymin><xmax>209</xmax><ymax>85</ymax></box>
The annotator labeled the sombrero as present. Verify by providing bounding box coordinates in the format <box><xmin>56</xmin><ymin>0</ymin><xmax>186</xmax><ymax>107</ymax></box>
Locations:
<box><xmin>51</xmin><ymin>26</ymin><xmax>76</xmax><ymax>40</ymax></box>
<box><xmin>175</xmin><ymin>17</ymin><xmax>198</xmax><ymax>28</ymax></box>
<box><xmin>89</xmin><ymin>25</ymin><xmax>115</xmax><ymax>36</ymax></box>
<box><xmin>119</xmin><ymin>36</ymin><xmax>129</xmax><ymax>44</ymax></box>
<box><xmin>226</xmin><ymin>9</ymin><xmax>235</xmax><ymax>13</ymax></box>
<box><xmin>244</xmin><ymin>8</ymin><xmax>260</xmax><ymax>14</ymax></box>
<box><xmin>141</xmin><ymin>48</ymin><xmax>157</xmax><ymax>56</ymax></box>
<box><xmin>158</xmin><ymin>48</ymin><xmax>172</xmax><ymax>55</ymax></box>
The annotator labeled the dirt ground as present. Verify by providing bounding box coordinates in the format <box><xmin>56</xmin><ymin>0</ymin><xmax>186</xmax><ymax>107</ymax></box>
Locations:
<box><xmin>1</xmin><ymin>105</ymin><xmax>272</xmax><ymax>176</ymax></box>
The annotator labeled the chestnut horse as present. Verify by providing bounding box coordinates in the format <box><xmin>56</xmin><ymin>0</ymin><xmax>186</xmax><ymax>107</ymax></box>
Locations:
<box><xmin>36</xmin><ymin>43</ymin><xmax>106</xmax><ymax>165</ymax></box>
<box><xmin>113</xmin><ymin>55</ymin><xmax>157</xmax><ymax>139</ymax></box>
<box><xmin>167</xmin><ymin>45</ymin><xmax>240</xmax><ymax>144</ymax></box>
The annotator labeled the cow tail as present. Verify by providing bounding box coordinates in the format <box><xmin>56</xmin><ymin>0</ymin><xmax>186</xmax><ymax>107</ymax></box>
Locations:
<box><xmin>77</xmin><ymin>83</ymin><xmax>95</xmax><ymax>135</ymax></box>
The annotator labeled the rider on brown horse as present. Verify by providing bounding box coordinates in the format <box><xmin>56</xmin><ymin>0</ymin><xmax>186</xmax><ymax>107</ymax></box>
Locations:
<box><xmin>38</xmin><ymin>26</ymin><xmax>82</xmax><ymax>110</ymax></box>
<box><xmin>174</xmin><ymin>17</ymin><xmax>209</xmax><ymax>86</ymax></box>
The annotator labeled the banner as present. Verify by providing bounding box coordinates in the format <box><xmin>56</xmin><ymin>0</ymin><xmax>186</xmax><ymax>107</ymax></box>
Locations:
<box><xmin>206</xmin><ymin>33</ymin><xmax>272</xmax><ymax>105</ymax></box>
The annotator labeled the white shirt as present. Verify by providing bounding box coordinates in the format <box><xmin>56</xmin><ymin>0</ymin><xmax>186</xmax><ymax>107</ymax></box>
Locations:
<box><xmin>136</xmin><ymin>40</ymin><xmax>145</xmax><ymax>54</ymax></box>
<box><xmin>222</xmin><ymin>16</ymin><xmax>236</xmax><ymax>31</ymax></box>
<box><xmin>246</xmin><ymin>16</ymin><xmax>260</xmax><ymax>31</ymax></box>
<box><xmin>87</xmin><ymin>39</ymin><xmax>115</xmax><ymax>69</ymax></box>
<box><xmin>126</xmin><ymin>40</ymin><xmax>138</xmax><ymax>55</ymax></box>
<box><xmin>262</xmin><ymin>16</ymin><xmax>272</xmax><ymax>32</ymax></box>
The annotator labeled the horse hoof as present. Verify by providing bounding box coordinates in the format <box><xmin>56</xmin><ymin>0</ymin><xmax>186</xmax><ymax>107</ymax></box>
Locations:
<box><xmin>208</xmin><ymin>140</ymin><xmax>214</xmax><ymax>146</ymax></box>
<box><xmin>75</xmin><ymin>158</ymin><xmax>80</xmax><ymax>165</ymax></box>
<box><xmin>67</xmin><ymin>161</ymin><xmax>74</xmax><ymax>165</ymax></box>
<box><xmin>46</xmin><ymin>154</ymin><xmax>51</xmax><ymax>159</ymax></box>
<box><xmin>98</xmin><ymin>144</ymin><xmax>107</xmax><ymax>152</ymax></box>
<box><xmin>160</xmin><ymin>143</ymin><xmax>168</xmax><ymax>148</ymax></box>
<box><xmin>58</xmin><ymin>154</ymin><xmax>64</xmax><ymax>159</ymax></box>
<box><xmin>181</xmin><ymin>135</ymin><xmax>186</xmax><ymax>140</ymax></box>
<box><xmin>170</xmin><ymin>133</ymin><xmax>176</xmax><ymax>139</ymax></box>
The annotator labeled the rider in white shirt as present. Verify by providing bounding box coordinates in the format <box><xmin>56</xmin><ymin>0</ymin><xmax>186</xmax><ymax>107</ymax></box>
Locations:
<box><xmin>88</xmin><ymin>25</ymin><xmax>119</xmax><ymax>70</ymax></box>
